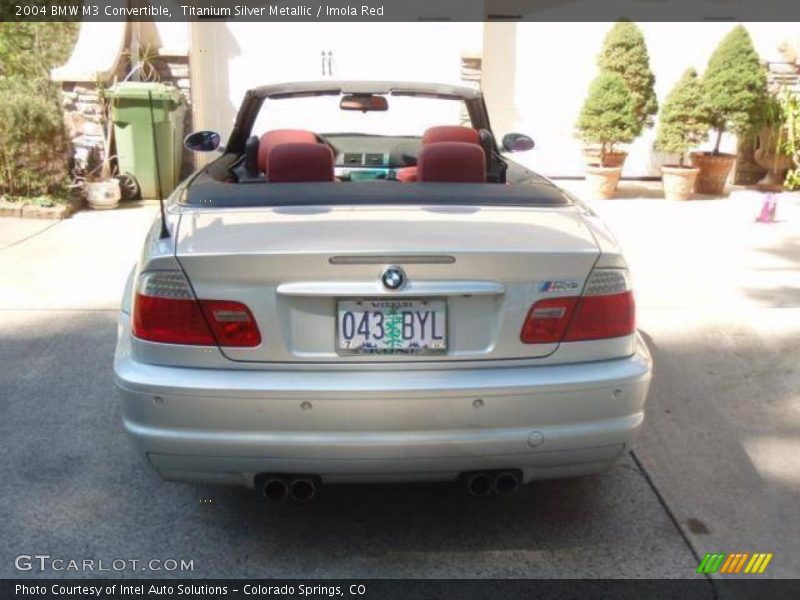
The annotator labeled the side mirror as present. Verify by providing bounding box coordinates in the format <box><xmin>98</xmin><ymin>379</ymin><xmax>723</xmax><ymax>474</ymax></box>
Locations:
<box><xmin>184</xmin><ymin>130</ymin><xmax>221</xmax><ymax>152</ymax></box>
<box><xmin>502</xmin><ymin>133</ymin><xmax>535</xmax><ymax>153</ymax></box>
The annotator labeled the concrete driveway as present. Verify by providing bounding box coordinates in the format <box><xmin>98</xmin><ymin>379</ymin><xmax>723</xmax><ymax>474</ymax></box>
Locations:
<box><xmin>0</xmin><ymin>187</ymin><xmax>797</xmax><ymax>583</ymax></box>
<box><xmin>567</xmin><ymin>182</ymin><xmax>800</xmax><ymax>580</ymax></box>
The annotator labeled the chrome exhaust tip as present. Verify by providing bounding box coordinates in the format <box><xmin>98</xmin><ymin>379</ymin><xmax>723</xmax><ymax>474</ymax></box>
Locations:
<box><xmin>494</xmin><ymin>472</ymin><xmax>521</xmax><ymax>495</ymax></box>
<box><xmin>289</xmin><ymin>477</ymin><xmax>317</xmax><ymax>502</ymax></box>
<box><xmin>466</xmin><ymin>473</ymin><xmax>494</xmax><ymax>496</ymax></box>
<box><xmin>261</xmin><ymin>478</ymin><xmax>289</xmax><ymax>501</ymax></box>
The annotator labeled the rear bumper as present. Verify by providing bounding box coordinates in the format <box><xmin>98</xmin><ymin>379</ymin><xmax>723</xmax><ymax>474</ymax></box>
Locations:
<box><xmin>114</xmin><ymin>326</ymin><xmax>652</xmax><ymax>487</ymax></box>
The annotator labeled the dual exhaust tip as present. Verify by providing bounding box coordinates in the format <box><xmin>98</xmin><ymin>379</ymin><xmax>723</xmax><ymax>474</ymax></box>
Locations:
<box><xmin>465</xmin><ymin>471</ymin><xmax>521</xmax><ymax>496</ymax></box>
<box><xmin>260</xmin><ymin>476</ymin><xmax>318</xmax><ymax>502</ymax></box>
<box><xmin>259</xmin><ymin>471</ymin><xmax>521</xmax><ymax>501</ymax></box>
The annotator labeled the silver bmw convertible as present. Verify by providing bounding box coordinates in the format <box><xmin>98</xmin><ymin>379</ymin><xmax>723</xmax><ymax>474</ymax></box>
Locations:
<box><xmin>114</xmin><ymin>81</ymin><xmax>652</xmax><ymax>501</ymax></box>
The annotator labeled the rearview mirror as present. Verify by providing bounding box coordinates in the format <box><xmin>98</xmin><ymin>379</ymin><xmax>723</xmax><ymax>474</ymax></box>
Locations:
<box><xmin>340</xmin><ymin>94</ymin><xmax>389</xmax><ymax>112</ymax></box>
<box><xmin>184</xmin><ymin>130</ymin><xmax>221</xmax><ymax>152</ymax></box>
<box><xmin>502</xmin><ymin>133</ymin><xmax>535</xmax><ymax>153</ymax></box>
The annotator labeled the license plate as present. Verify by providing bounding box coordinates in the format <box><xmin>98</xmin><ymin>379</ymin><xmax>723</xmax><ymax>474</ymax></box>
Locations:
<box><xmin>337</xmin><ymin>299</ymin><xmax>447</xmax><ymax>354</ymax></box>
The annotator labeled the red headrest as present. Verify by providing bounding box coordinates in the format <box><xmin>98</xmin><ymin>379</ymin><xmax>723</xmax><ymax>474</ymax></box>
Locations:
<box><xmin>268</xmin><ymin>143</ymin><xmax>335</xmax><ymax>183</ymax></box>
<box><xmin>422</xmin><ymin>126</ymin><xmax>480</xmax><ymax>146</ymax></box>
<box><xmin>417</xmin><ymin>142</ymin><xmax>486</xmax><ymax>183</ymax></box>
<box><xmin>258</xmin><ymin>129</ymin><xmax>318</xmax><ymax>173</ymax></box>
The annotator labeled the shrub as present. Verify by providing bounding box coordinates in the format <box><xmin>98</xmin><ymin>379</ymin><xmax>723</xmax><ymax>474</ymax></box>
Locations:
<box><xmin>0</xmin><ymin>23</ymin><xmax>78</xmax><ymax>79</ymax></box>
<box><xmin>0</xmin><ymin>77</ymin><xmax>69</xmax><ymax>197</ymax></box>
<box><xmin>655</xmin><ymin>69</ymin><xmax>712</xmax><ymax>166</ymax></box>
<box><xmin>576</xmin><ymin>72</ymin><xmax>638</xmax><ymax>161</ymax></box>
<box><xmin>598</xmin><ymin>20</ymin><xmax>658</xmax><ymax>135</ymax></box>
<box><xmin>702</xmin><ymin>25</ymin><xmax>767</xmax><ymax>154</ymax></box>
<box><xmin>0</xmin><ymin>23</ymin><xmax>77</xmax><ymax>198</ymax></box>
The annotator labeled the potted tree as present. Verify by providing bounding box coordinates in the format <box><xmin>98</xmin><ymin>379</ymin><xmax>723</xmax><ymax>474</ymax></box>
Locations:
<box><xmin>654</xmin><ymin>69</ymin><xmax>712</xmax><ymax>200</ymax></box>
<box><xmin>752</xmin><ymin>91</ymin><xmax>794</xmax><ymax>191</ymax></box>
<box><xmin>576</xmin><ymin>72</ymin><xmax>638</xmax><ymax>199</ymax></box>
<box><xmin>780</xmin><ymin>89</ymin><xmax>800</xmax><ymax>191</ymax></box>
<box><xmin>692</xmin><ymin>25</ymin><xmax>767</xmax><ymax>195</ymax></box>
<box><xmin>584</xmin><ymin>20</ymin><xmax>658</xmax><ymax>168</ymax></box>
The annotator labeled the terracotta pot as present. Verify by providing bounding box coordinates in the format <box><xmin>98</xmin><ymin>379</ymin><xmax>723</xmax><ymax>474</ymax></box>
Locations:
<box><xmin>86</xmin><ymin>179</ymin><xmax>121</xmax><ymax>210</ymax></box>
<box><xmin>661</xmin><ymin>165</ymin><xmax>700</xmax><ymax>201</ymax></box>
<box><xmin>690</xmin><ymin>152</ymin><xmax>736</xmax><ymax>195</ymax></box>
<box><xmin>585</xmin><ymin>165</ymin><xmax>622</xmax><ymax>199</ymax></box>
<box><xmin>601</xmin><ymin>151</ymin><xmax>627</xmax><ymax>168</ymax></box>
<box><xmin>582</xmin><ymin>147</ymin><xmax>627</xmax><ymax>168</ymax></box>
<box><xmin>753</xmin><ymin>125</ymin><xmax>792</xmax><ymax>190</ymax></box>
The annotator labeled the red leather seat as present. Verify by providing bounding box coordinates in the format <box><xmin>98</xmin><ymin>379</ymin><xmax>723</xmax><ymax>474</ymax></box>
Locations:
<box><xmin>397</xmin><ymin>126</ymin><xmax>481</xmax><ymax>182</ymax></box>
<box><xmin>258</xmin><ymin>129</ymin><xmax>318</xmax><ymax>175</ymax></box>
<box><xmin>267</xmin><ymin>143</ymin><xmax>335</xmax><ymax>183</ymax></box>
<box><xmin>422</xmin><ymin>125</ymin><xmax>481</xmax><ymax>146</ymax></box>
<box><xmin>417</xmin><ymin>142</ymin><xmax>486</xmax><ymax>183</ymax></box>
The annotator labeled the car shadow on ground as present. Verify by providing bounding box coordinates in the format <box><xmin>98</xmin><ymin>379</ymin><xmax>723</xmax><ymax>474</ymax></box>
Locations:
<box><xmin>186</xmin><ymin>456</ymin><xmax>671</xmax><ymax>566</ymax></box>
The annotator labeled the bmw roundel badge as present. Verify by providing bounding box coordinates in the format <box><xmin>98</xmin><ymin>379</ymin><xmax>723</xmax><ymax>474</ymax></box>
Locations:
<box><xmin>381</xmin><ymin>266</ymin><xmax>406</xmax><ymax>290</ymax></box>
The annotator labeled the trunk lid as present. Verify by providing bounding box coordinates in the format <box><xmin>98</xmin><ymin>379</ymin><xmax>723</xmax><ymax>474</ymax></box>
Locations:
<box><xmin>175</xmin><ymin>204</ymin><xmax>599</xmax><ymax>363</ymax></box>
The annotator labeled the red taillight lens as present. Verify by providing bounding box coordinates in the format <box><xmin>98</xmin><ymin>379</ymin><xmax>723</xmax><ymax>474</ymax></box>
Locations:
<box><xmin>563</xmin><ymin>291</ymin><xmax>635</xmax><ymax>341</ymax></box>
<box><xmin>521</xmin><ymin>269</ymin><xmax>635</xmax><ymax>344</ymax></box>
<box><xmin>132</xmin><ymin>272</ymin><xmax>261</xmax><ymax>347</ymax></box>
<box><xmin>133</xmin><ymin>293</ymin><xmax>216</xmax><ymax>345</ymax></box>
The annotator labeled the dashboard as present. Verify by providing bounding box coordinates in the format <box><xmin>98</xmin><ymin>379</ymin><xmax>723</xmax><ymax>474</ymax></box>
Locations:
<box><xmin>321</xmin><ymin>134</ymin><xmax>422</xmax><ymax>181</ymax></box>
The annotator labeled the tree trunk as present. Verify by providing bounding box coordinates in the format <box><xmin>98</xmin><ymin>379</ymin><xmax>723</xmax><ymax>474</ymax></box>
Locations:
<box><xmin>713</xmin><ymin>129</ymin><xmax>723</xmax><ymax>155</ymax></box>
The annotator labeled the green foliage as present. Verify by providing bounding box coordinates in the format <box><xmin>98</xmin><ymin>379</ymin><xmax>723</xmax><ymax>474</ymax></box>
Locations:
<box><xmin>779</xmin><ymin>90</ymin><xmax>800</xmax><ymax>190</ymax></box>
<box><xmin>755</xmin><ymin>93</ymin><xmax>784</xmax><ymax>129</ymax></box>
<box><xmin>576</xmin><ymin>72</ymin><xmax>638</xmax><ymax>154</ymax></box>
<box><xmin>0</xmin><ymin>77</ymin><xmax>69</xmax><ymax>196</ymax></box>
<box><xmin>0</xmin><ymin>22</ymin><xmax>78</xmax><ymax>79</ymax></box>
<box><xmin>702</xmin><ymin>25</ymin><xmax>767</xmax><ymax>150</ymax></box>
<box><xmin>0</xmin><ymin>23</ymin><xmax>77</xmax><ymax>197</ymax></box>
<box><xmin>598</xmin><ymin>20</ymin><xmax>658</xmax><ymax>134</ymax></box>
<box><xmin>655</xmin><ymin>69</ymin><xmax>711</xmax><ymax>165</ymax></box>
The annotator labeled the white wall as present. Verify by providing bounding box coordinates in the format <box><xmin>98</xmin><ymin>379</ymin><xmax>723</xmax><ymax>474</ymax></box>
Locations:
<box><xmin>187</xmin><ymin>20</ymin><xmax>796</xmax><ymax>176</ymax></box>
<box><xmin>189</xmin><ymin>23</ymin><xmax>483</xmax><ymax>149</ymax></box>
<box><xmin>488</xmin><ymin>22</ymin><xmax>797</xmax><ymax>177</ymax></box>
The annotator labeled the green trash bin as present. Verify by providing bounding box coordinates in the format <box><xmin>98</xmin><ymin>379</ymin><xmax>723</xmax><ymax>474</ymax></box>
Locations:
<box><xmin>106</xmin><ymin>82</ymin><xmax>186</xmax><ymax>200</ymax></box>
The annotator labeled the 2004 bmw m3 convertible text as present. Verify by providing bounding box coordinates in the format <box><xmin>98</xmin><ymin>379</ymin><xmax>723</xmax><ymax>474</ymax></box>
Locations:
<box><xmin>113</xmin><ymin>81</ymin><xmax>652</xmax><ymax>500</ymax></box>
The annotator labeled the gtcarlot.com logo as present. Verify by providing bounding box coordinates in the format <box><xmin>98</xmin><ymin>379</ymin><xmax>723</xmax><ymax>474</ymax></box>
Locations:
<box><xmin>14</xmin><ymin>554</ymin><xmax>194</xmax><ymax>573</ymax></box>
<box><xmin>697</xmin><ymin>552</ymin><xmax>773</xmax><ymax>575</ymax></box>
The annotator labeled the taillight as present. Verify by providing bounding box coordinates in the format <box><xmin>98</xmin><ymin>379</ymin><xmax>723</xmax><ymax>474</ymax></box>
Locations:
<box><xmin>521</xmin><ymin>269</ymin><xmax>635</xmax><ymax>344</ymax></box>
<box><xmin>132</xmin><ymin>271</ymin><xmax>261</xmax><ymax>347</ymax></box>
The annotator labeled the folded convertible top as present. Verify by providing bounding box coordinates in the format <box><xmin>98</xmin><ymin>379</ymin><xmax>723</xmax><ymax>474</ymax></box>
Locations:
<box><xmin>182</xmin><ymin>178</ymin><xmax>571</xmax><ymax>208</ymax></box>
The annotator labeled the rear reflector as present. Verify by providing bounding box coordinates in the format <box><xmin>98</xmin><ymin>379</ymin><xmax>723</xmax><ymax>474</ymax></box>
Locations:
<box><xmin>521</xmin><ymin>269</ymin><xmax>635</xmax><ymax>344</ymax></box>
<box><xmin>132</xmin><ymin>271</ymin><xmax>261</xmax><ymax>347</ymax></box>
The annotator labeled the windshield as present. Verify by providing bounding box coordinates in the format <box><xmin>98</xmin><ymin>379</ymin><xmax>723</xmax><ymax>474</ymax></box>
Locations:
<box><xmin>252</xmin><ymin>94</ymin><xmax>468</xmax><ymax>137</ymax></box>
